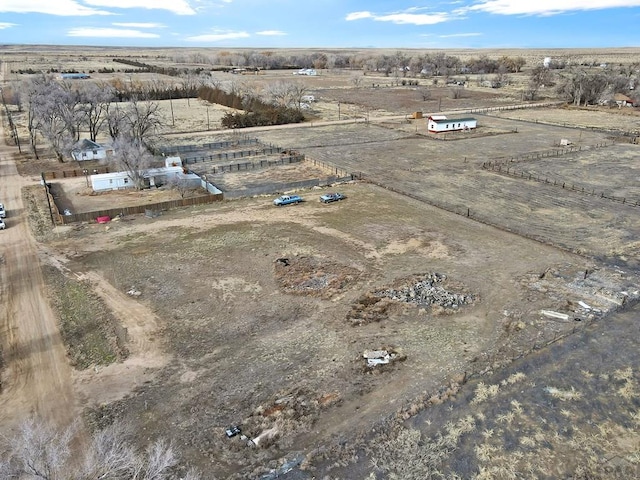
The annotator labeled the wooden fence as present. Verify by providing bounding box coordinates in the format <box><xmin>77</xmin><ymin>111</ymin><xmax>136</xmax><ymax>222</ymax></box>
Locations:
<box><xmin>56</xmin><ymin>193</ymin><xmax>222</xmax><ymax>225</ymax></box>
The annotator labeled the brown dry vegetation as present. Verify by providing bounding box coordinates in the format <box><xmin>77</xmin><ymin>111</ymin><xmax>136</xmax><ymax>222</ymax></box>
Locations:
<box><xmin>2</xmin><ymin>46</ymin><xmax>640</xmax><ymax>479</ymax></box>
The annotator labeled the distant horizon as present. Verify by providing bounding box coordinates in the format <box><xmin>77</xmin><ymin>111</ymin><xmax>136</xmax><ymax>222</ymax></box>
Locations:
<box><xmin>1</xmin><ymin>1</ymin><xmax>640</xmax><ymax>49</ymax></box>
<box><xmin>1</xmin><ymin>44</ymin><xmax>639</xmax><ymax>53</ymax></box>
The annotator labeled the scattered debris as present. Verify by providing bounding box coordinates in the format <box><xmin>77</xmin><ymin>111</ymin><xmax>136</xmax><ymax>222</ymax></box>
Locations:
<box><xmin>275</xmin><ymin>257</ymin><xmax>290</xmax><ymax>266</ymax></box>
<box><xmin>126</xmin><ymin>287</ymin><xmax>142</xmax><ymax>297</ymax></box>
<box><xmin>577</xmin><ymin>300</ymin><xmax>592</xmax><ymax>310</ymax></box>
<box><xmin>250</xmin><ymin>426</ymin><xmax>279</xmax><ymax>448</ymax></box>
<box><xmin>540</xmin><ymin>310</ymin><xmax>570</xmax><ymax>321</ymax></box>
<box><xmin>259</xmin><ymin>455</ymin><xmax>305</xmax><ymax>480</ymax></box>
<box><xmin>362</xmin><ymin>347</ymin><xmax>406</xmax><ymax>368</ymax></box>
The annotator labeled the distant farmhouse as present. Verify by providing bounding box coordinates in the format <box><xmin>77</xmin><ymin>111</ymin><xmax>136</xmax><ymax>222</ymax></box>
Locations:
<box><xmin>60</xmin><ymin>73</ymin><xmax>90</xmax><ymax>80</ymax></box>
<box><xmin>427</xmin><ymin>115</ymin><xmax>477</xmax><ymax>133</ymax></box>
<box><xmin>613</xmin><ymin>93</ymin><xmax>636</xmax><ymax>108</ymax></box>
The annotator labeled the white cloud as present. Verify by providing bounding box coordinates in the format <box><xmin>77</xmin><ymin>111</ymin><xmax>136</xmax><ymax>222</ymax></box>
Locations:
<box><xmin>346</xmin><ymin>9</ymin><xmax>451</xmax><ymax>25</ymax></box>
<box><xmin>439</xmin><ymin>32</ymin><xmax>482</xmax><ymax>37</ymax></box>
<box><xmin>112</xmin><ymin>22</ymin><xmax>166</xmax><ymax>28</ymax></box>
<box><xmin>185</xmin><ymin>30</ymin><xmax>250</xmax><ymax>42</ymax></box>
<box><xmin>0</xmin><ymin>0</ymin><xmax>111</xmax><ymax>16</ymax></box>
<box><xmin>67</xmin><ymin>27</ymin><xmax>160</xmax><ymax>38</ymax></box>
<box><xmin>0</xmin><ymin>22</ymin><xmax>18</xmax><ymax>29</ymax></box>
<box><xmin>256</xmin><ymin>30</ymin><xmax>287</xmax><ymax>36</ymax></box>
<box><xmin>345</xmin><ymin>11</ymin><xmax>373</xmax><ymax>21</ymax></box>
<box><xmin>466</xmin><ymin>0</ymin><xmax>640</xmax><ymax>16</ymax></box>
<box><xmin>373</xmin><ymin>12</ymin><xmax>451</xmax><ymax>25</ymax></box>
<box><xmin>84</xmin><ymin>0</ymin><xmax>196</xmax><ymax>15</ymax></box>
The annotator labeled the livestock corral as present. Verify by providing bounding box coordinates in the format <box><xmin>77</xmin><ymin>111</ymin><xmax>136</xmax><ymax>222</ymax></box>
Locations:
<box><xmin>3</xmin><ymin>47</ymin><xmax>640</xmax><ymax>479</ymax></box>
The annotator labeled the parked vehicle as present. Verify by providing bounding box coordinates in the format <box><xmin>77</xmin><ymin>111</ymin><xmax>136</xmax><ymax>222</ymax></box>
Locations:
<box><xmin>273</xmin><ymin>195</ymin><xmax>303</xmax><ymax>206</ymax></box>
<box><xmin>225</xmin><ymin>426</ymin><xmax>241</xmax><ymax>438</ymax></box>
<box><xmin>319</xmin><ymin>192</ymin><xmax>346</xmax><ymax>203</ymax></box>
<box><xmin>0</xmin><ymin>203</ymin><xmax>6</xmax><ymax>218</ymax></box>
<box><xmin>0</xmin><ymin>218</ymin><xmax>5</xmax><ymax>230</ymax></box>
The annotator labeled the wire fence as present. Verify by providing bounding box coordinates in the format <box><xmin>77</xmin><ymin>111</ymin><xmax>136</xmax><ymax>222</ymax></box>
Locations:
<box><xmin>481</xmin><ymin>161</ymin><xmax>640</xmax><ymax>207</ymax></box>
<box><xmin>487</xmin><ymin>141</ymin><xmax>614</xmax><ymax>166</ymax></box>
<box><xmin>304</xmin><ymin>156</ymin><xmax>359</xmax><ymax>179</ymax></box>
<box><xmin>182</xmin><ymin>146</ymin><xmax>286</xmax><ymax>164</ymax></box>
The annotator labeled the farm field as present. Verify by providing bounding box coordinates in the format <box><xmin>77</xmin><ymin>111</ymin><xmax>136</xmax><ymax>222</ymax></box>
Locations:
<box><xmin>1</xmin><ymin>46</ymin><xmax>640</xmax><ymax>479</ymax></box>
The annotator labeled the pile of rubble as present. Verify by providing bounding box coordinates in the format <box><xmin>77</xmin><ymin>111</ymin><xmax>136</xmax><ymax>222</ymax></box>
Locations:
<box><xmin>347</xmin><ymin>273</ymin><xmax>475</xmax><ymax>325</ymax></box>
<box><xmin>373</xmin><ymin>273</ymin><xmax>474</xmax><ymax>310</ymax></box>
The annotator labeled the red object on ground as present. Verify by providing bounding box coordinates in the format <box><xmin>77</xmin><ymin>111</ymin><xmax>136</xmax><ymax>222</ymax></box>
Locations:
<box><xmin>96</xmin><ymin>216</ymin><xmax>111</xmax><ymax>224</ymax></box>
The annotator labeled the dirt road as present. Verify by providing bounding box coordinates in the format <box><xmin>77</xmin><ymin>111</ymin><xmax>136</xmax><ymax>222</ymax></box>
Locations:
<box><xmin>0</xmin><ymin>64</ymin><xmax>76</xmax><ymax>431</ymax></box>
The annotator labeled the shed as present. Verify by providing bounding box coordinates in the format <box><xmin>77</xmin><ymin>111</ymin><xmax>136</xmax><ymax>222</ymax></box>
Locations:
<box><xmin>427</xmin><ymin>116</ymin><xmax>477</xmax><ymax>133</ymax></box>
<box><xmin>71</xmin><ymin>139</ymin><xmax>109</xmax><ymax>162</ymax></box>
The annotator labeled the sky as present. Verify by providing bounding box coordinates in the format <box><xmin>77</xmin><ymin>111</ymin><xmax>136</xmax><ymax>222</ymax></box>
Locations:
<box><xmin>1</xmin><ymin>0</ymin><xmax>640</xmax><ymax>49</ymax></box>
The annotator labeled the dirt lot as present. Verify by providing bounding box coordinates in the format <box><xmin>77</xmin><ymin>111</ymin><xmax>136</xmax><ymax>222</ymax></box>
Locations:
<box><xmin>2</xmin><ymin>47</ymin><xmax>640</xmax><ymax>479</ymax></box>
<box><xmin>36</xmin><ymin>181</ymin><xmax>639</xmax><ymax>479</ymax></box>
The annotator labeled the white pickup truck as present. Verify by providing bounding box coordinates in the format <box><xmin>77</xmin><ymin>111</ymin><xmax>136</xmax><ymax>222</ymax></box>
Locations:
<box><xmin>0</xmin><ymin>203</ymin><xmax>5</xmax><ymax>218</ymax></box>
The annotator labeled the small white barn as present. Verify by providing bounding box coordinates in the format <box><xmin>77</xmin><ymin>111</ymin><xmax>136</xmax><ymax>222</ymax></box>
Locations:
<box><xmin>71</xmin><ymin>139</ymin><xmax>109</xmax><ymax>162</ymax></box>
<box><xmin>427</xmin><ymin>115</ymin><xmax>477</xmax><ymax>133</ymax></box>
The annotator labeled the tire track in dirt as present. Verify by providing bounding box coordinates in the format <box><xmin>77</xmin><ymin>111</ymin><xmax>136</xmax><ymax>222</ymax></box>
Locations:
<box><xmin>70</xmin><ymin>268</ymin><xmax>170</xmax><ymax>406</ymax></box>
<box><xmin>0</xmin><ymin>154</ymin><xmax>76</xmax><ymax>430</ymax></box>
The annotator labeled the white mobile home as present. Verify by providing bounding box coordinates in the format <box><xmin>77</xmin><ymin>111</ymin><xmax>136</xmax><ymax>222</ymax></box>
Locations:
<box><xmin>91</xmin><ymin>166</ymin><xmax>186</xmax><ymax>192</ymax></box>
<box><xmin>427</xmin><ymin>115</ymin><xmax>477</xmax><ymax>133</ymax></box>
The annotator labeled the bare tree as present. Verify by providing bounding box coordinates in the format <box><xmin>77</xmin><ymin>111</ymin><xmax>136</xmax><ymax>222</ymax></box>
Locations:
<box><xmin>36</xmin><ymin>84</ymin><xmax>80</xmax><ymax>162</ymax></box>
<box><xmin>451</xmin><ymin>86</ymin><xmax>464</xmax><ymax>99</ymax></box>
<box><xmin>22</xmin><ymin>74</ymin><xmax>50</xmax><ymax>158</ymax></box>
<box><xmin>265</xmin><ymin>80</ymin><xmax>308</xmax><ymax>109</ymax></box>
<box><xmin>167</xmin><ymin>176</ymin><xmax>192</xmax><ymax>198</ymax></box>
<box><xmin>116</xmin><ymin>97</ymin><xmax>165</xmax><ymax>146</ymax></box>
<box><xmin>491</xmin><ymin>65</ymin><xmax>510</xmax><ymax>88</ymax></box>
<box><xmin>0</xmin><ymin>418</ymin><xmax>202</xmax><ymax>480</ymax></box>
<box><xmin>351</xmin><ymin>74</ymin><xmax>363</xmax><ymax>88</ymax></box>
<box><xmin>418</xmin><ymin>87</ymin><xmax>431</xmax><ymax>101</ymax></box>
<box><xmin>108</xmin><ymin>136</ymin><xmax>154</xmax><ymax>189</ymax></box>
<box><xmin>104</xmin><ymin>102</ymin><xmax>128</xmax><ymax>142</ymax></box>
<box><xmin>78</xmin><ymin>82</ymin><xmax>115</xmax><ymax>142</ymax></box>
<box><xmin>525</xmin><ymin>66</ymin><xmax>554</xmax><ymax>101</ymax></box>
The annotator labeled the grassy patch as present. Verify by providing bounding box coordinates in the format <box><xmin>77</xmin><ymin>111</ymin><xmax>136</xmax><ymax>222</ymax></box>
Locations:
<box><xmin>44</xmin><ymin>266</ymin><xmax>129</xmax><ymax>369</ymax></box>
<box><xmin>22</xmin><ymin>185</ymin><xmax>56</xmax><ymax>243</ymax></box>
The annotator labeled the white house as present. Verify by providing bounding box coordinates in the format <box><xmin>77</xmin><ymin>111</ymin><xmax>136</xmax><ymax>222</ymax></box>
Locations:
<box><xmin>71</xmin><ymin>139</ymin><xmax>109</xmax><ymax>162</ymax></box>
<box><xmin>427</xmin><ymin>115</ymin><xmax>477</xmax><ymax>133</ymax></box>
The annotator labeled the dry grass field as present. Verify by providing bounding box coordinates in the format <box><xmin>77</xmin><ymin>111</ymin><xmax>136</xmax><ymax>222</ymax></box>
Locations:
<box><xmin>2</xmin><ymin>46</ymin><xmax>640</xmax><ymax>479</ymax></box>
